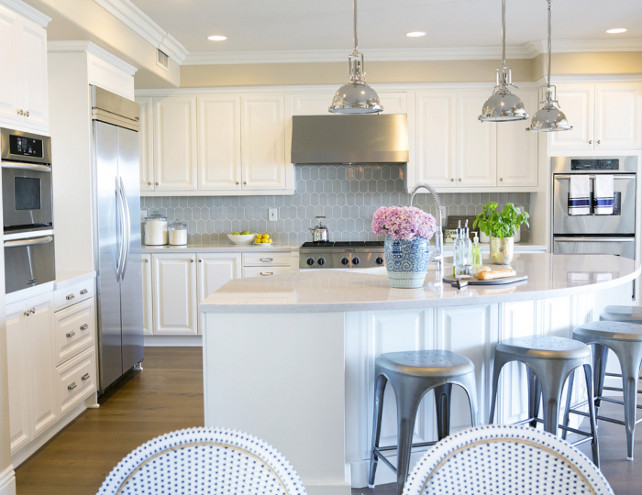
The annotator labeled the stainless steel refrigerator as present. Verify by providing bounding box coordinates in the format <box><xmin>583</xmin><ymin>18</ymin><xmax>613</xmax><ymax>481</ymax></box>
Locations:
<box><xmin>91</xmin><ymin>85</ymin><xmax>144</xmax><ymax>393</ymax></box>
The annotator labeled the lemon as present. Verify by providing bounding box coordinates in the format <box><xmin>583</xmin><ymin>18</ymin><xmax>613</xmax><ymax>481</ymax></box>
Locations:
<box><xmin>240</xmin><ymin>230</ymin><xmax>250</xmax><ymax>235</ymax></box>
<box><xmin>262</xmin><ymin>233</ymin><xmax>270</xmax><ymax>239</ymax></box>
<box><xmin>232</xmin><ymin>231</ymin><xmax>239</xmax><ymax>235</ymax></box>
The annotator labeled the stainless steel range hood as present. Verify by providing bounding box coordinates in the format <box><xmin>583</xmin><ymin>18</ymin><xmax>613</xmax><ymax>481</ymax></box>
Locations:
<box><xmin>291</xmin><ymin>114</ymin><xmax>408</xmax><ymax>164</ymax></box>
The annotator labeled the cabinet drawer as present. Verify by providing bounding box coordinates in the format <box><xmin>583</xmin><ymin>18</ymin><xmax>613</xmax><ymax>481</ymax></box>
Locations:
<box><xmin>242</xmin><ymin>252</ymin><xmax>292</xmax><ymax>266</ymax></box>
<box><xmin>57</xmin><ymin>347</ymin><xmax>96</xmax><ymax>416</ymax></box>
<box><xmin>54</xmin><ymin>280</ymin><xmax>95</xmax><ymax>311</ymax></box>
<box><xmin>54</xmin><ymin>298</ymin><xmax>95</xmax><ymax>365</ymax></box>
<box><xmin>242</xmin><ymin>266</ymin><xmax>292</xmax><ymax>278</ymax></box>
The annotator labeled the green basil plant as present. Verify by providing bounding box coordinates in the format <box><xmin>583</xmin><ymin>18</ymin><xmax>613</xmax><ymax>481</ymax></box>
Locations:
<box><xmin>473</xmin><ymin>202</ymin><xmax>529</xmax><ymax>239</ymax></box>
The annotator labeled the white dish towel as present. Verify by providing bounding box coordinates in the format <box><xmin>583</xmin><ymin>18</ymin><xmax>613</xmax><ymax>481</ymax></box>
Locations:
<box><xmin>568</xmin><ymin>175</ymin><xmax>591</xmax><ymax>215</ymax></box>
<box><xmin>594</xmin><ymin>174</ymin><xmax>615</xmax><ymax>215</ymax></box>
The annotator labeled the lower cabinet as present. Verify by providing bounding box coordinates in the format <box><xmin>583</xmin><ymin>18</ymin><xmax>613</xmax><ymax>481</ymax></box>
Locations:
<box><xmin>145</xmin><ymin>252</ymin><xmax>243</xmax><ymax>336</ymax></box>
<box><xmin>6</xmin><ymin>290</ymin><xmax>57</xmax><ymax>454</ymax></box>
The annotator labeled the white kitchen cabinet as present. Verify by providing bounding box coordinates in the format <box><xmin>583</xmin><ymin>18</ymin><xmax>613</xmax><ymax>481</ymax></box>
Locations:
<box><xmin>413</xmin><ymin>88</ymin><xmax>537</xmax><ymax>190</ymax></box>
<box><xmin>6</xmin><ymin>290</ymin><xmax>56</xmax><ymax>454</ymax></box>
<box><xmin>0</xmin><ymin>2</ymin><xmax>49</xmax><ymax>132</ymax></box>
<box><xmin>151</xmin><ymin>253</ymin><xmax>198</xmax><ymax>335</ymax></box>
<box><xmin>153</xmin><ymin>95</ymin><xmax>198</xmax><ymax>191</ymax></box>
<box><xmin>241</xmin><ymin>251</ymin><xmax>294</xmax><ymax>278</ymax></box>
<box><xmin>141</xmin><ymin>254</ymin><xmax>153</xmax><ymax>336</ymax></box>
<box><xmin>549</xmin><ymin>83</ymin><xmax>641</xmax><ymax>151</ymax></box>
<box><xmin>197</xmin><ymin>94</ymin><xmax>242</xmax><ymax>191</ymax></box>
<box><xmin>196</xmin><ymin>253</ymin><xmax>242</xmax><ymax>333</ymax></box>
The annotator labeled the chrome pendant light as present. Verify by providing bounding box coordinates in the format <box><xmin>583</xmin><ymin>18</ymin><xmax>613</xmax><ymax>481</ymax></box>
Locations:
<box><xmin>479</xmin><ymin>0</ymin><xmax>528</xmax><ymax>122</ymax></box>
<box><xmin>329</xmin><ymin>0</ymin><xmax>383</xmax><ymax>114</ymax></box>
<box><xmin>527</xmin><ymin>0</ymin><xmax>572</xmax><ymax>132</ymax></box>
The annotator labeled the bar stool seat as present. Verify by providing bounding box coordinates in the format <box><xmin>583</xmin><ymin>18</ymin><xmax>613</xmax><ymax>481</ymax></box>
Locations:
<box><xmin>601</xmin><ymin>305</ymin><xmax>642</xmax><ymax>324</ymax></box>
<box><xmin>368</xmin><ymin>350</ymin><xmax>479</xmax><ymax>495</ymax></box>
<box><xmin>568</xmin><ymin>320</ymin><xmax>642</xmax><ymax>460</ymax></box>
<box><xmin>489</xmin><ymin>335</ymin><xmax>599</xmax><ymax>466</ymax></box>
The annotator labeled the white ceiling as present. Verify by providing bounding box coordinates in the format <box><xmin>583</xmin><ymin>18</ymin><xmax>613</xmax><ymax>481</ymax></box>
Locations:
<box><xmin>129</xmin><ymin>0</ymin><xmax>642</xmax><ymax>64</ymax></box>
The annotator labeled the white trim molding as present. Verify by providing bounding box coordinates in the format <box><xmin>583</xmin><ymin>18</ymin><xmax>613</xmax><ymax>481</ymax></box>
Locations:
<box><xmin>0</xmin><ymin>465</ymin><xmax>16</xmax><ymax>495</ymax></box>
<box><xmin>0</xmin><ymin>0</ymin><xmax>50</xmax><ymax>26</ymax></box>
<box><xmin>48</xmin><ymin>40</ymin><xmax>137</xmax><ymax>76</ymax></box>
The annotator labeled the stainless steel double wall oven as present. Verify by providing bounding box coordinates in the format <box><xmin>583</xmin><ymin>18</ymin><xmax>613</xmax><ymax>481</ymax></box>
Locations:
<box><xmin>1</xmin><ymin>128</ymin><xmax>55</xmax><ymax>293</ymax></box>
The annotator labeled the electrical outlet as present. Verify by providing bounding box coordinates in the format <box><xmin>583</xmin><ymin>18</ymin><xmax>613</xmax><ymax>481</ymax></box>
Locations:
<box><xmin>141</xmin><ymin>210</ymin><xmax>148</xmax><ymax>221</ymax></box>
<box><xmin>268</xmin><ymin>208</ymin><xmax>278</xmax><ymax>221</ymax></box>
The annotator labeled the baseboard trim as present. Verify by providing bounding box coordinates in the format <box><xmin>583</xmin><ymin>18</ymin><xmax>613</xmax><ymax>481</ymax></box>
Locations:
<box><xmin>0</xmin><ymin>465</ymin><xmax>16</xmax><ymax>495</ymax></box>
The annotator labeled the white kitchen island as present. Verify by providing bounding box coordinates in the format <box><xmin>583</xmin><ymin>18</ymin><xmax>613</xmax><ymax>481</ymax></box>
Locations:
<box><xmin>199</xmin><ymin>254</ymin><xmax>639</xmax><ymax>495</ymax></box>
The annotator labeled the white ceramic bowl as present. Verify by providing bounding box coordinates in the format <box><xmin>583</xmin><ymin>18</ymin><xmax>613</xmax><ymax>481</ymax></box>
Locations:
<box><xmin>227</xmin><ymin>233</ymin><xmax>256</xmax><ymax>245</ymax></box>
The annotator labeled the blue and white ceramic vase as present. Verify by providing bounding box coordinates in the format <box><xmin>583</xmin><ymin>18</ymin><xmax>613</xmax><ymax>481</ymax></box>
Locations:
<box><xmin>384</xmin><ymin>236</ymin><xmax>430</xmax><ymax>289</ymax></box>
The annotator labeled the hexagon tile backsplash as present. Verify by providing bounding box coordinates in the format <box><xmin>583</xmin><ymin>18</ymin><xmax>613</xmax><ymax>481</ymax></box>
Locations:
<box><xmin>141</xmin><ymin>164</ymin><xmax>532</xmax><ymax>245</ymax></box>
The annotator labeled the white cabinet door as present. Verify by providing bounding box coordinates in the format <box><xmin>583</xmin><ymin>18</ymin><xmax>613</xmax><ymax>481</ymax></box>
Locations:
<box><xmin>5</xmin><ymin>309</ymin><xmax>29</xmax><ymax>453</ymax></box>
<box><xmin>378</xmin><ymin>92</ymin><xmax>409</xmax><ymax>114</ymax></box>
<box><xmin>496</xmin><ymin>89</ymin><xmax>539</xmax><ymax>187</ymax></box>
<box><xmin>549</xmin><ymin>85</ymin><xmax>595</xmax><ymax>150</ymax></box>
<box><xmin>152</xmin><ymin>253</ymin><xmax>197</xmax><ymax>335</ymax></box>
<box><xmin>153</xmin><ymin>95</ymin><xmax>198</xmax><ymax>191</ymax></box>
<box><xmin>458</xmin><ymin>91</ymin><xmax>496</xmax><ymax>186</ymax></box>
<box><xmin>596</xmin><ymin>84</ymin><xmax>641</xmax><ymax>149</ymax></box>
<box><xmin>137</xmin><ymin>96</ymin><xmax>155</xmax><ymax>191</ymax></box>
<box><xmin>241</xmin><ymin>94</ymin><xmax>287</xmax><ymax>190</ymax></box>
<box><xmin>0</xmin><ymin>6</ymin><xmax>19</xmax><ymax>126</ymax></box>
<box><xmin>18</xmin><ymin>16</ymin><xmax>48</xmax><ymax>132</ymax></box>
<box><xmin>415</xmin><ymin>92</ymin><xmax>456</xmax><ymax>186</ymax></box>
<box><xmin>196</xmin><ymin>253</ymin><xmax>241</xmax><ymax>333</ymax></box>
<box><xmin>197</xmin><ymin>95</ymin><xmax>242</xmax><ymax>191</ymax></box>
<box><xmin>141</xmin><ymin>254</ymin><xmax>153</xmax><ymax>336</ymax></box>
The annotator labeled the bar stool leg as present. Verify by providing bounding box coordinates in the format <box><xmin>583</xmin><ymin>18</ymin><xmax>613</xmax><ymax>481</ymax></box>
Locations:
<box><xmin>539</xmin><ymin>368</ymin><xmax>567</xmax><ymax>436</ymax></box>
<box><xmin>527</xmin><ymin>367</ymin><xmax>542</xmax><ymax>428</ymax></box>
<box><xmin>489</xmin><ymin>354</ymin><xmax>508</xmax><ymax>423</ymax></box>
<box><xmin>434</xmin><ymin>383</ymin><xmax>453</xmax><ymax>439</ymax></box>
<box><xmin>592</xmin><ymin>344</ymin><xmax>608</xmax><ymax>409</ymax></box>
<box><xmin>368</xmin><ymin>373</ymin><xmax>387</xmax><ymax>487</ymax></box>
<box><xmin>395</xmin><ymin>382</ymin><xmax>424</xmax><ymax>495</ymax></box>
<box><xmin>457</xmin><ymin>372</ymin><xmax>480</xmax><ymax>427</ymax></box>
<box><xmin>583</xmin><ymin>363</ymin><xmax>600</xmax><ymax>467</ymax></box>
<box><xmin>561</xmin><ymin>370</ymin><xmax>575</xmax><ymax>440</ymax></box>
<box><xmin>617</xmin><ymin>350</ymin><xmax>642</xmax><ymax>460</ymax></box>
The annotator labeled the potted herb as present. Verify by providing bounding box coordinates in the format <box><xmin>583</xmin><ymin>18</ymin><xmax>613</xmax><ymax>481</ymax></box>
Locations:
<box><xmin>473</xmin><ymin>202</ymin><xmax>529</xmax><ymax>264</ymax></box>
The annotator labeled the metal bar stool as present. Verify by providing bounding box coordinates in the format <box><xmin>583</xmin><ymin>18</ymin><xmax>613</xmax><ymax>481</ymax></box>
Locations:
<box><xmin>488</xmin><ymin>335</ymin><xmax>599</xmax><ymax>466</ymax></box>
<box><xmin>564</xmin><ymin>319</ymin><xmax>642</xmax><ymax>460</ymax></box>
<box><xmin>368</xmin><ymin>350</ymin><xmax>479</xmax><ymax>495</ymax></box>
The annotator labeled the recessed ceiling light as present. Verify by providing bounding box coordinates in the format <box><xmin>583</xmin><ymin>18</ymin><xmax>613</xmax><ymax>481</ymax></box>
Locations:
<box><xmin>606</xmin><ymin>28</ymin><xmax>627</xmax><ymax>34</ymax></box>
<box><xmin>207</xmin><ymin>35</ymin><xmax>228</xmax><ymax>41</ymax></box>
<box><xmin>405</xmin><ymin>31</ymin><xmax>426</xmax><ymax>38</ymax></box>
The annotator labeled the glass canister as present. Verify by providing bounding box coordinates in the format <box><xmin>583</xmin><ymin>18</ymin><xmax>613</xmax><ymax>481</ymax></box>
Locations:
<box><xmin>144</xmin><ymin>212</ymin><xmax>168</xmax><ymax>245</ymax></box>
<box><xmin>168</xmin><ymin>220</ymin><xmax>188</xmax><ymax>246</ymax></box>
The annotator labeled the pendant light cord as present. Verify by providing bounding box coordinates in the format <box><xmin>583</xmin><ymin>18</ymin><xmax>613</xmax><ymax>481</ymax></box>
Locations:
<box><xmin>352</xmin><ymin>0</ymin><xmax>359</xmax><ymax>54</ymax></box>
<box><xmin>501</xmin><ymin>0</ymin><xmax>506</xmax><ymax>66</ymax></box>
<box><xmin>546</xmin><ymin>0</ymin><xmax>552</xmax><ymax>88</ymax></box>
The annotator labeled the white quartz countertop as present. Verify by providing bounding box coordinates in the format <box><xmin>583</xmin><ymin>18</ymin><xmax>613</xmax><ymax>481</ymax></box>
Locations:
<box><xmin>200</xmin><ymin>253</ymin><xmax>639</xmax><ymax>313</ymax></box>
<box><xmin>141</xmin><ymin>242</ymin><xmax>297</xmax><ymax>253</ymax></box>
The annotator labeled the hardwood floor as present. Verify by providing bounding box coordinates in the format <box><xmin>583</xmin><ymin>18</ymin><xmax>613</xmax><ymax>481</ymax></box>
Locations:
<box><xmin>14</xmin><ymin>347</ymin><xmax>642</xmax><ymax>494</ymax></box>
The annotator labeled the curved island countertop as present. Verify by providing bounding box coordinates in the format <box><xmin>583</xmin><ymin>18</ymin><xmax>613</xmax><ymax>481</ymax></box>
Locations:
<box><xmin>200</xmin><ymin>253</ymin><xmax>639</xmax><ymax>313</ymax></box>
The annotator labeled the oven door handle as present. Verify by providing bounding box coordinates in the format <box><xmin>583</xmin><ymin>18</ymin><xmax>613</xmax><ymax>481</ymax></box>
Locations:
<box><xmin>553</xmin><ymin>174</ymin><xmax>636</xmax><ymax>180</ymax></box>
<box><xmin>553</xmin><ymin>236</ymin><xmax>635</xmax><ymax>243</ymax></box>
<box><xmin>4</xmin><ymin>235</ymin><xmax>54</xmax><ymax>248</ymax></box>
<box><xmin>1</xmin><ymin>160</ymin><xmax>51</xmax><ymax>172</ymax></box>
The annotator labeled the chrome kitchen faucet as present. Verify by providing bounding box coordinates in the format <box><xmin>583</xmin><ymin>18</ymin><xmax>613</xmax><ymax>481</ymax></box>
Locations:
<box><xmin>410</xmin><ymin>183</ymin><xmax>444</xmax><ymax>268</ymax></box>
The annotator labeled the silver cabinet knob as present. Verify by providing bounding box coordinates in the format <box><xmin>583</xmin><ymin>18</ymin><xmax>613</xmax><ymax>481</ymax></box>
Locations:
<box><xmin>80</xmin><ymin>289</ymin><xmax>88</xmax><ymax>295</ymax></box>
<box><xmin>451</xmin><ymin>178</ymin><xmax>455</xmax><ymax>182</ymax></box>
<box><xmin>147</xmin><ymin>181</ymin><xmax>152</xmax><ymax>186</ymax></box>
<box><xmin>499</xmin><ymin>177</ymin><xmax>504</xmax><ymax>182</ymax></box>
<box><xmin>155</xmin><ymin>181</ymin><xmax>159</xmax><ymax>186</ymax></box>
<box><xmin>243</xmin><ymin>181</ymin><xmax>247</xmax><ymax>185</ymax></box>
<box><xmin>66</xmin><ymin>294</ymin><xmax>75</xmax><ymax>301</ymax></box>
<box><xmin>24</xmin><ymin>310</ymin><xmax>31</xmax><ymax>316</ymax></box>
<box><xmin>458</xmin><ymin>178</ymin><xmax>462</xmax><ymax>182</ymax></box>
<box><xmin>16</xmin><ymin>109</ymin><xmax>23</xmax><ymax>116</ymax></box>
<box><xmin>190</xmin><ymin>259</ymin><xmax>194</xmax><ymax>263</ymax></box>
<box><xmin>597</xmin><ymin>139</ymin><xmax>601</xmax><ymax>145</ymax></box>
<box><xmin>589</xmin><ymin>139</ymin><xmax>593</xmax><ymax>144</ymax></box>
<box><xmin>144</xmin><ymin>258</ymin><xmax>149</xmax><ymax>263</ymax></box>
<box><xmin>81</xmin><ymin>373</ymin><xmax>91</xmax><ymax>381</ymax></box>
<box><xmin>66</xmin><ymin>330</ymin><xmax>76</xmax><ymax>338</ymax></box>
<box><xmin>67</xmin><ymin>381</ymin><xmax>77</xmax><ymax>391</ymax></box>
<box><xmin>80</xmin><ymin>323</ymin><xmax>89</xmax><ymax>331</ymax></box>
<box><xmin>25</xmin><ymin>110</ymin><xmax>29</xmax><ymax>117</ymax></box>
<box><xmin>259</xmin><ymin>271</ymin><xmax>274</xmax><ymax>276</ymax></box>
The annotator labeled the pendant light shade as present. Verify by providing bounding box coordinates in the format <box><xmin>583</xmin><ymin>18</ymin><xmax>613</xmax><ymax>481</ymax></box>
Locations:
<box><xmin>329</xmin><ymin>0</ymin><xmax>382</xmax><ymax>114</ymax></box>
<box><xmin>527</xmin><ymin>0</ymin><xmax>572</xmax><ymax>132</ymax></box>
<box><xmin>479</xmin><ymin>0</ymin><xmax>528</xmax><ymax>122</ymax></box>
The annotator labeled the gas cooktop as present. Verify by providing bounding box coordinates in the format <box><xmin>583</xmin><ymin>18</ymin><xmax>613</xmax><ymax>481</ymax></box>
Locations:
<box><xmin>299</xmin><ymin>241</ymin><xmax>384</xmax><ymax>269</ymax></box>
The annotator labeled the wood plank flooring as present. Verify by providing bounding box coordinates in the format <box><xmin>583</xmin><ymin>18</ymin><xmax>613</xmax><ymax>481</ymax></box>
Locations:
<box><xmin>14</xmin><ymin>347</ymin><xmax>642</xmax><ymax>494</ymax></box>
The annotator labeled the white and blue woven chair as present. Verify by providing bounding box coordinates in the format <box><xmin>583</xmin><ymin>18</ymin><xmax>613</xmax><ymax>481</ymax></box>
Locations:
<box><xmin>402</xmin><ymin>424</ymin><xmax>614</xmax><ymax>495</ymax></box>
<box><xmin>97</xmin><ymin>427</ymin><xmax>307</xmax><ymax>494</ymax></box>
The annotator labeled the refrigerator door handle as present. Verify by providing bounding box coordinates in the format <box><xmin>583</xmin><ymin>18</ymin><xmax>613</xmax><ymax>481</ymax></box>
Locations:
<box><xmin>115</xmin><ymin>176</ymin><xmax>127</xmax><ymax>282</ymax></box>
<box><xmin>119</xmin><ymin>177</ymin><xmax>131</xmax><ymax>281</ymax></box>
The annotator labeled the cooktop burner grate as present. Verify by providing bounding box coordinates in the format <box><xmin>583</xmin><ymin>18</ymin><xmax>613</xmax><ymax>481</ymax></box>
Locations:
<box><xmin>299</xmin><ymin>240</ymin><xmax>385</xmax><ymax>269</ymax></box>
<box><xmin>300</xmin><ymin>241</ymin><xmax>384</xmax><ymax>249</ymax></box>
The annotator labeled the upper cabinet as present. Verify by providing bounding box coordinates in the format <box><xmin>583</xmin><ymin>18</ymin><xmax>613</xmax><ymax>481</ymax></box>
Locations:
<box><xmin>0</xmin><ymin>1</ymin><xmax>49</xmax><ymax>133</ymax></box>
<box><xmin>549</xmin><ymin>82</ymin><xmax>641</xmax><ymax>152</ymax></box>
<box><xmin>412</xmin><ymin>88</ymin><xmax>538</xmax><ymax>191</ymax></box>
<box><xmin>138</xmin><ymin>91</ymin><xmax>293</xmax><ymax>196</ymax></box>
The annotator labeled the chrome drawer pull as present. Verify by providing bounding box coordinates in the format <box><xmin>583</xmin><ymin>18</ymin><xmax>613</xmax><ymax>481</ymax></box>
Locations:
<box><xmin>80</xmin><ymin>324</ymin><xmax>89</xmax><ymax>331</ymax></box>
<box><xmin>259</xmin><ymin>271</ymin><xmax>274</xmax><ymax>276</ymax></box>
<box><xmin>80</xmin><ymin>289</ymin><xmax>88</xmax><ymax>295</ymax></box>
<box><xmin>67</xmin><ymin>382</ymin><xmax>77</xmax><ymax>391</ymax></box>
<box><xmin>259</xmin><ymin>257</ymin><xmax>274</xmax><ymax>262</ymax></box>
<box><xmin>66</xmin><ymin>294</ymin><xmax>75</xmax><ymax>301</ymax></box>
<box><xmin>66</xmin><ymin>330</ymin><xmax>76</xmax><ymax>338</ymax></box>
<box><xmin>81</xmin><ymin>373</ymin><xmax>91</xmax><ymax>381</ymax></box>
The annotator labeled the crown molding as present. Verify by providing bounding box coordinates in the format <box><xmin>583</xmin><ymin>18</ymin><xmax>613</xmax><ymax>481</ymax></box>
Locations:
<box><xmin>0</xmin><ymin>0</ymin><xmax>50</xmax><ymax>26</ymax></box>
<box><xmin>94</xmin><ymin>0</ymin><xmax>188</xmax><ymax>64</ymax></box>
<box><xmin>48</xmin><ymin>40</ymin><xmax>137</xmax><ymax>75</ymax></box>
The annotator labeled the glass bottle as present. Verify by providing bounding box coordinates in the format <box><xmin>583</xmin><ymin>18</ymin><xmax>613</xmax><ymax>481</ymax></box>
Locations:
<box><xmin>453</xmin><ymin>221</ymin><xmax>464</xmax><ymax>278</ymax></box>
<box><xmin>472</xmin><ymin>232</ymin><xmax>483</xmax><ymax>267</ymax></box>
<box><xmin>463</xmin><ymin>220</ymin><xmax>473</xmax><ymax>273</ymax></box>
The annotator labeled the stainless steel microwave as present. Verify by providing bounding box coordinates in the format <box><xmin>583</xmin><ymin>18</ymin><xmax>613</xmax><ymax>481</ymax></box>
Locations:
<box><xmin>1</xmin><ymin>128</ymin><xmax>53</xmax><ymax>233</ymax></box>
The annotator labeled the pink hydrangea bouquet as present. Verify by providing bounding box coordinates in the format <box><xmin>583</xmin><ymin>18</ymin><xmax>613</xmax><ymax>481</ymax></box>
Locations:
<box><xmin>371</xmin><ymin>206</ymin><xmax>437</xmax><ymax>241</ymax></box>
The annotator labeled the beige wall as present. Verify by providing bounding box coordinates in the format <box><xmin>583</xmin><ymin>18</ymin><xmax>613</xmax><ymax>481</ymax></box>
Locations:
<box><xmin>178</xmin><ymin>52</ymin><xmax>642</xmax><ymax>89</ymax></box>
